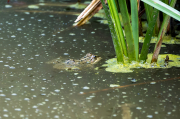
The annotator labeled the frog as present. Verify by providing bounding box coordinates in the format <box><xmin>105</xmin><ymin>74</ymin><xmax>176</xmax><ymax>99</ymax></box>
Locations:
<box><xmin>46</xmin><ymin>53</ymin><xmax>101</xmax><ymax>70</ymax></box>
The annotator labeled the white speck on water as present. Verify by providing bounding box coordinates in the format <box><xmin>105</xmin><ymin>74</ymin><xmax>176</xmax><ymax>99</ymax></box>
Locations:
<box><xmin>9</xmin><ymin>66</ymin><xmax>15</xmax><ymax>69</ymax></box>
<box><xmin>74</xmin><ymin>73</ymin><xmax>78</xmax><ymax>75</ymax></box>
<box><xmin>54</xmin><ymin>115</ymin><xmax>59</xmax><ymax>118</ymax></box>
<box><xmin>73</xmin><ymin>83</ymin><xmax>78</xmax><ymax>86</ymax></box>
<box><xmin>136</xmin><ymin>107</ymin><xmax>142</xmax><ymax>110</ymax></box>
<box><xmin>54</xmin><ymin>89</ymin><xmax>60</xmax><ymax>92</ymax></box>
<box><xmin>24</xmin><ymin>85</ymin><xmax>28</xmax><ymax>87</ymax></box>
<box><xmin>155</xmin><ymin>111</ymin><xmax>158</xmax><ymax>114</ymax></box>
<box><xmin>22</xmin><ymin>54</ymin><xmax>25</xmax><ymax>56</ymax></box>
<box><xmin>11</xmin><ymin>35</ymin><xmax>16</xmax><ymax>38</ymax></box>
<box><xmin>139</xmin><ymin>100</ymin><xmax>143</xmax><ymax>102</ymax></box>
<box><xmin>7</xmin><ymin>56</ymin><xmax>11</xmax><ymax>59</ymax></box>
<box><xmin>165</xmin><ymin>73</ymin><xmax>170</xmax><ymax>75</ymax></box>
<box><xmin>4</xmin><ymin>65</ymin><xmax>9</xmax><ymax>67</ymax></box>
<box><xmin>38</xmin><ymin>19</ymin><xmax>42</xmax><ymax>21</ymax></box>
<box><xmin>41</xmin><ymin>87</ymin><xmax>46</xmax><ymax>89</ymax></box>
<box><xmin>81</xmin><ymin>50</ymin><xmax>85</xmax><ymax>53</ymax></box>
<box><xmin>14</xmin><ymin>14</ymin><xmax>18</xmax><ymax>16</ymax></box>
<box><xmin>58</xmin><ymin>37</ymin><xmax>63</xmax><ymax>39</ymax></box>
<box><xmin>147</xmin><ymin>115</ymin><xmax>153</xmax><ymax>118</ymax></box>
<box><xmin>83</xmin><ymin>111</ymin><xmax>88</xmax><ymax>113</ymax></box>
<box><xmin>150</xmin><ymin>82</ymin><xmax>156</xmax><ymax>84</ymax></box>
<box><xmin>24</xmin><ymin>12</ymin><xmax>30</xmax><ymax>14</ymax></box>
<box><xmin>60</xmin><ymin>40</ymin><xmax>64</xmax><ymax>43</ymax></box>
<box><xmin>27</xmin><ymin>68</ymin><xmax>32</xmax><ymax>70</ymax></box>
<box><xmin>32</xmin><ymin>105</ymin><xmax>38</xmax><ymax>108</ymax></box>
<box><xmin>64</xmin><ymin>53</ymin><xmax>69</xmax><ymax>55</ymax></box>
<box><xmin>35</xmin><ymin>54</ymin><xmax>39</xmax><ymax>56</ymax></box>
<box><xmin>41</xmin><ymin>33</ymin><xmax>45</xmax><ymax>36</ymax></box>
<box><xmin>5</xmin><ymin>5</ymin><xmax>12</xmax><ymax>8</ymax></box>
<box><xmin>91</xmin><ymin>31</ymin><xmax>95</xmax><ymax>34</ymax></box>
<box><xmin>79</xmin><ymin>92</ymin><xmax>84</xmax><ymax>94</ymax></box>
<box><xmin>97</xmin><ymin>103</ymin><xmax>102</xmax><ymax>105</ymax></box>
<box><xmin>0</xmin><ymin>61</ymin><xmax>3</xmax><ymax>62</ymax></box>
<box><xmin>39</xmin><ymin>3</ymin><xmax>45</xmax><ymax>5</ymax></box>
<box><xmin>69</xmin><ymin>33</ymin><xmax>75</xmax><ymax>36</ymax></box>
<box><xmin>83</xmin><ymin>86</ymin><xmax>90</xmax><ymax>89</ymax></box>
<box><xmin>112</xmin><ymin>114</ymin><xmax>117</xmax><ymax>117</ymax></box>
<box><xmin>83</xmin><ymin>39</ymin><xmax>87</xmax><ymax>42</ymax></box>
<box><xmin>31</xmin><ymin>17</ymin><xmax>34</xmax><ymax>19</ymax></box>
<box><xmin>28</xmin><ymin>5</ymin><xmax>39</xmax><ymax>9</ymax></box>
<box><xmin>12</xmin><ymin>93</ymin><xmax>17</xmax><ymax>96</ymax></box>
<box><xmin>21</xmin><ymin>18</ymin><xmax>25</xmax><ymax>20</ymax></box>
<box><xmin>122</xmin><ymin>92</ymin><xmax>126</xmax><ymax>94</ymax></box>
<box><xmin>77</xmin><ymin>76</ymin><xmax>82</xmax><ymax>78</ymax></box>
<box><xmin>110</xmin><ymin>84</ymin><xmax>120</xmax><ymax>87</ymax></box>
<box><xmin>49</xmin><ymin>15</ymin><xmax>54</xmax><ymax>17</ymax></box>
<box><xmin>3</xmin><ymin>114</ymin><xmax>8</xmax><ymax>117</ymax></box>
<box><xmin>144</xmin><ymin>88</ymin><xmax>147</xmax><ymax>90</ymax></box>
<box><xmin>17</xmin><ymin>28</ymin><xmax>22</xmax><ymax>31</ymax></box>
<box><xmin>0</xmin><ymin>94</ymin><xmax>6</xmax><ymax>96</ymax></box>
<box><xmin>41</xmin><ymin>93</ymin><xmax>46</xmax><ymax>96</ymax></box>
<box><xmin>24</xmin><ymin>98</ymin><xmax>30</xmax><ymax>101</ymax></box>
<box><xmin>43</xmin><ymin>78</ymin><xmax>46</xmax><ymax>81</ymax></box>
<box><xmin>73</xmin><ymin>39</ymin><xmax>76</xmax><ymax>41</ymax></box>
<box><xmin>17</xmin><ymin>44</ymin><xmax>22</xmax><ymax>46</ymax></box>
<box><xmin>31</xmin><ymin>89</ymin><xmax>35</xmax><ymax>91</ymax></box>
<box><xmin>14</xmin><ymin>108</ymin><xmax>21</xmax><ymax>111</ymax></box>
<box><xmin>3</xmin><ymin>109</ymin><xmax>8</xmax><ymax>112</ymax></box>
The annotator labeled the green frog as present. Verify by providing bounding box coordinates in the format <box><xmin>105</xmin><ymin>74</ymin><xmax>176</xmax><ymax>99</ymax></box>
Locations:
<box><xmin>47</xmin><ymin>53</ymin><xmax>101</xmax><ymax>70</ymax></box>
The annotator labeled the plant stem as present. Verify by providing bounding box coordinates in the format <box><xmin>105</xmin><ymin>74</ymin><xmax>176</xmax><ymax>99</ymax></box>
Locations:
<box><xmin>100</xmin><ymin>0</ymin><xmax>124</xmax><ymax>63</ymax></box>
<box><xmin>118</xmin><ymin>0</ymin><xmax>136</xmax><ymax>61</ymax></box>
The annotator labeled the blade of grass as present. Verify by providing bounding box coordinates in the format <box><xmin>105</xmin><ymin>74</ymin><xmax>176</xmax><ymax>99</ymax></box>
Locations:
<box><xmin>118</xmin><ymin>0</ymin><xmax>136</xmax><ymax>61</ymax></box>
<box><xmin>108</xmin><ymin>0</ymin><xmax>127</xmax><ymax>56</ymax></box>
<box><xmin>140</xmin><ymin>8</ymin><xmax>159</xmax><ymax>61</ymax></box>
<box><xmin>131</xmin><ymin>0</ymin><xmax>139</xmax><ymax>60</ymax></box>
<box><xmin>144</xmin><ymin>3</ymin><xmax>153</xmax><ymax>23</ymax></box>
<box><xmin>151</xmin><ymin>0</ymin><xmax>177</xmax><ymax>63</ymax></box>
<box><xmin>141</xmin><ymin>0</ymin><xmax>180</xmax><ymax>21</ymax></box>
<box><xmin>100</xmin><ymin>0</ymin><xmax>124</xmax><ymax>63</ymax></box>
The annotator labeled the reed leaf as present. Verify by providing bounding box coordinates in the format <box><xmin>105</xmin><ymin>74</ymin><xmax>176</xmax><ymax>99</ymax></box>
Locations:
<box><xmin>141</xmin><ymin>0</ymin><xmax>180</xmax><ymax>21</ymax></box>
<box><xmin>131</xmin><ymin>0</ymin><xmax>139</xmax><ymax>60</ymax></box>
<box><xmin>151</xmin><ymin>0</ymin><xmax>177</xmax><ymax>63</ymax></box>
<box><xmin>118</xmin><ymin>0</ymin><xmax>136</xmax><ymax>61</ymax></box>
<box><xmin>108</xmin><ymin>0</ymin><xmax>127</xmax><ymax>56</ymax></box>
<box><xmin>100</xmin><ymin>0</ymin><xmax>124</xmax><ymax>63</ymax></box>
<box><xmin>140</xmin><ymin>8</ymin><xmax>159</xmax><ymax>61</ymax></box>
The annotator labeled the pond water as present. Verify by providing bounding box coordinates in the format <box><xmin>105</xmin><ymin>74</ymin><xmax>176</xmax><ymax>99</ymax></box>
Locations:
<box><xmin>0</xmin><ymin>0</ymin><xmax>180</xmax><ymax>119</ymax></box>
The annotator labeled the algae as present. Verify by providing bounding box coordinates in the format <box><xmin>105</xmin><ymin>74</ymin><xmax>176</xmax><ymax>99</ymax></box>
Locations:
<box><xmin>101</xmin><ymin>54</ymin><xmax>180</xmax><ymax>73</ymax></box>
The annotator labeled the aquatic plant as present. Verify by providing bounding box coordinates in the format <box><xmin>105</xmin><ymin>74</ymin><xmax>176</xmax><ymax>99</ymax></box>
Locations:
<box><xmin>101</xmin><ymin>0</ymin><xmax>179</xmax><ymax>63</ymax></box>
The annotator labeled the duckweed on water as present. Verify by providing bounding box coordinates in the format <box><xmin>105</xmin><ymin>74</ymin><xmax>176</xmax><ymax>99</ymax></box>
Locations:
<box><xmin>102</xmin><ymin>54</ymin><xmax>180</xmax><ymax>73</ymax></box>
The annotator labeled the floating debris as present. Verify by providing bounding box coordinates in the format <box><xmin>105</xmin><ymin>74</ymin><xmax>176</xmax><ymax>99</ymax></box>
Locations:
<box><xmin>110</xmin><ymin>84</ymin><xmax>120</xmax><ymax>87</ymax></box>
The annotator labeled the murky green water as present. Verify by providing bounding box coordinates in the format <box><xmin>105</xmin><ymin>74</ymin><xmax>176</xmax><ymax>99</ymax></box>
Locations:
<box><xmin>0</xmin><ymin>0</ymin><xmax>180</xmax><ymax>119</ymax></box>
